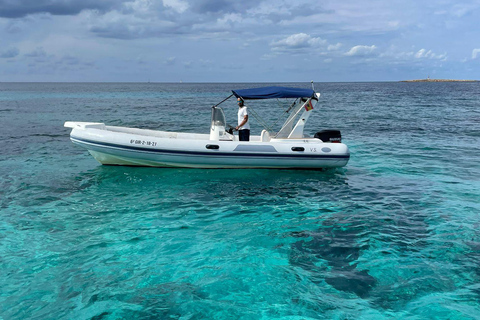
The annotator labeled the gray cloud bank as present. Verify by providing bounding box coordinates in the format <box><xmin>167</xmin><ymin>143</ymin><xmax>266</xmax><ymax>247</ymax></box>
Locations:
<box><xmin>0</xmin><ymin>0</ymin><xmax>479</xmax><ymax>81</ymax></box>
<box><xmin>0</xmin><ymin>0</ymin><xmax>126</xmax><ymax>18</ymax></box>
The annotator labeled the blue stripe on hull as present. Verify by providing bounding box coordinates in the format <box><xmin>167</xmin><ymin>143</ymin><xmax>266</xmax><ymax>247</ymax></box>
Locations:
<box><xmin>71</xmin><ymin>136</ymin><xmax>350</xmax><ymax>160</ymax></box>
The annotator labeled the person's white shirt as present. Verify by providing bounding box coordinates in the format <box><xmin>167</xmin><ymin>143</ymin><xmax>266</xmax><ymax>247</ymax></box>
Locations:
<box><xmin>237</xmin><ymin>106</ymin><xmax>250</xmax><ymax>130</ymax></box>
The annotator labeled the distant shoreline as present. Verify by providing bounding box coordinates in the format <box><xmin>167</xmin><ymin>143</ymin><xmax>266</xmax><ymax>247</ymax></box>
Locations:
<box><xmin>401</xmin><ymin>79</ymin><xmax>478</xmax><ymax>82</ymax></box>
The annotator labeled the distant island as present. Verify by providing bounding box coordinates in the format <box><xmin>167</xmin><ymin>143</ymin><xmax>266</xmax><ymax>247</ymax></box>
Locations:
<box><xmin>401</xmin><ymin>78</ymin><xmax>477</xmax><ymax>82</ymax></box>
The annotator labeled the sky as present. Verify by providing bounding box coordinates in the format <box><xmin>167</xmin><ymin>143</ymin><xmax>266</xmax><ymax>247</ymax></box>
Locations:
<box><xmin>0</xmin><ymin>0</ymin><xmax>479</xmax><ymax>82</ymax></box>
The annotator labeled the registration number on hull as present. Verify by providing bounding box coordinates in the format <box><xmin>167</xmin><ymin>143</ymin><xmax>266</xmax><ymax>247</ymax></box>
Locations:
<box><xmin>130</xmin><ymin>139</ymin><xmax>157</xmax><ymax>147</ymax></box>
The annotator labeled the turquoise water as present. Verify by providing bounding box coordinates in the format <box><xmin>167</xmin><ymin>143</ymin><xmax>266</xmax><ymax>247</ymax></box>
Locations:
<box><xmin>1</xmin><ymin>82</ymin><xmax>479</xmax><ymax>319</ymax></box>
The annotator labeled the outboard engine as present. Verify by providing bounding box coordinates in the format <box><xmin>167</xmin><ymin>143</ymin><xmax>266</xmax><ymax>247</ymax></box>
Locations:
<box><xmin>314</xmin><ymin>129</ymin><xmax>342</xmax><ymax>143</ymax></box>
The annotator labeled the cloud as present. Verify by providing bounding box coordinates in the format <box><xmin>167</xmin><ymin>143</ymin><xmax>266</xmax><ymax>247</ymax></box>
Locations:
<box><xmin>271</xmin><ymin>33</ymin><xmax>326</xmax><ymax>51</ymax></box>
<box><xmin>163</xmin><ymin>0</ymin><xmax>189</xmax><ymax>13</ymax></box>
<box><xmin>0</xmin><ymin>47</ymin><xmax>19</xmax><ymax>58</ymax></box>
<box><xmin>22</xmin><ymin>48</ymin><xmax>95</xmax><ymax>73</ymax></box>
<box><xmin>5</xmin><ymin>18</ymin><xmax>33</xmax><ymax>33</ymax></box>
<box><xmin>472</xmin><ymin>49</ymin><xmax>480</xmax><ymax>59</ymax></box>
<box><xmin>415</xmin><ymin>49</ymin><xmax>429</xmax><ymax>58</ymax></box>
<box><xmin>451</xmin><ymin>3</ymin><xmax>478</xmax><ymax>18</ymax></box>
<box><xmin>378</xmin><ymin>46</ymin><xmax>449</xmax><ymax>66</ymax></box>
<box><xmin>261</xmin><ymin>53</ymin><xmax>277</xmax><ymax>61</ymax></box>
<box><xmin>87</xmin><ymin>8</ymin><xmax>179</xmax><ymax>39</ymax></box>
<box><xmin>25</xmin><ymin>47</ymin><xmax>48</xmax><ymax>58</ymax></box>
<box><xmin>55</xmin><ymin>54</ymin><xmax>96</xmax><ymax>69</ymax></box>
<box><xmin>414</xmin><ymin>49</ymin><xmax>446</xmax><ymax>60</ymax></box>
<box><xmin>85</xmin><ymin>1</ymin><xmax>226</xmax><ymax>39</ymax></box>
<box><xmin>165</xmin><ymin>57</ymin><xmax>176</xmax><ymax>65</ymax></box>
<box><xmin>86</xmin><ymin>1</ymin><xmax>328</xmax><ymax>40</ymax></box>
<box><xmin>249</xmin><ymin>1</ymin><xmax>325</xmax><ymax>23</ymax></box>
<box><xmin>189</xmin><ymin>0</ymin><xmax>259</xmax><ymax>14</ymax></box>
<box><xmin>0</xmin><ymin>0</ymin><xmax>328</xmax><ymax>42</ymax></box>
<box><xmin>345</xmin><ymin>45</ymin><xmax>376</xmax><ymax>56</ymax></box>
<box><xmin>0</xmin><ymin>0</ymin><xmax>125</xmax><ymax>18</ymax></box>
<box><xmin>327</xmin><ymin>43</ymin><xmax>342</xmax><ymax>51</ymax></box>
<box><xmin>198</xmin><ymin>59</ymin><xmax>213</xmax><ymax>67</ymax></box>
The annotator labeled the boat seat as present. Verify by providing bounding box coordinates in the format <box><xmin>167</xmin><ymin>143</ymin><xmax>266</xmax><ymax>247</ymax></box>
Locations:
<box><xmin>261</xmin><ymin>130</ymin><xmax>271</xmax><ymax>142</ymax></box>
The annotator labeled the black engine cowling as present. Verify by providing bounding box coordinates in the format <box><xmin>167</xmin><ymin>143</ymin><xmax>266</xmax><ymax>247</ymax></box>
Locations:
<box><xmin>314</xmin><ymin>130</ymin><xmax>342</xmax><ymax>143</ymax></box>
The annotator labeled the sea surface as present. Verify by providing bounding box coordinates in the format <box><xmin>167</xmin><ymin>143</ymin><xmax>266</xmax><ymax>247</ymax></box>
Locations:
<box><xmin>1</xmin><ymin>82</ymin><xmax>479</xmax><ymax>319</ymax></box>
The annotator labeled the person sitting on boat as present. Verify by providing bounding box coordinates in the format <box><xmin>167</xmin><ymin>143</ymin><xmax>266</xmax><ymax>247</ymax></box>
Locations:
<box><xmin>236</xmin><ymin>98</ymin><xmax>250</xmax><ymax>141</ymax></box>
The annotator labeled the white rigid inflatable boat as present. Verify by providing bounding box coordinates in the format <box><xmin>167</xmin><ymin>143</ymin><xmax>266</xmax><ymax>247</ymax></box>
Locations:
<box><xmin>64</xmin><ymin>86</ymin><xmax>350</xmax><ymax>169</ymax></box>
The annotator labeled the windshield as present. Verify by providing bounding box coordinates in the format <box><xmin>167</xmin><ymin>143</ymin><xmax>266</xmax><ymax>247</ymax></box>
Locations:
<box><xmin>211</xmin><ymin>107</ymin><xmax>227</xmax><ymax>129</ymax></box>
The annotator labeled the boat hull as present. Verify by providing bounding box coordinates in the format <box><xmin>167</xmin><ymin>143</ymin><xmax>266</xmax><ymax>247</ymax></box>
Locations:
<box><xmin>66</xmin><ymin>122</ymin><xmax>350</xmax><ymax>169</ymax></box>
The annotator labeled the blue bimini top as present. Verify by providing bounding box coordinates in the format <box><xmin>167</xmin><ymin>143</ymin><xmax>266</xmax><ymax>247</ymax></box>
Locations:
<box><xmin>232</xmin><ymin>86</ymin><xmax>316</xmax><ymax>100</ymax></box>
